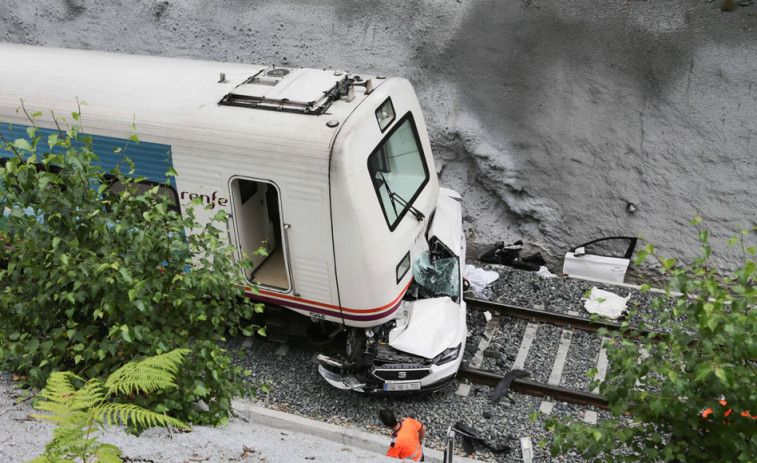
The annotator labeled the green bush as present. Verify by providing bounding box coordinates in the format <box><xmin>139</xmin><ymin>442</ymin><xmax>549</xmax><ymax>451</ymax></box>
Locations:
<box><xmin>0</xmin><ymin>109</ymin><xmax>264</xmax><ymax>425</ymax></box>
<box><xmin>546</xmin><ymin>222</ymin><xmax>756</xmax><ymax>462</ymax></box>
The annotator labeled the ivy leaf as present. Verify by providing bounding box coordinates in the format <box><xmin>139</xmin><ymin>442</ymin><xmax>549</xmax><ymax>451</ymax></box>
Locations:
<box><xmin>118</xmin><ymin>266</ymin><xmax>133</xmax><ymax>285</ymax></box>
<box><xmin>120</xmin><ymin>325</ymin><xmax>132</xmax><ymax>343</ymax></box>
<box><xmin>47</xmin><ymin>133</ymin><xmax>59</xmax><ymax>149</ymax></box>
<box><xmin>698</xmin><ymin>230</ymin><xmax>709</xmax><ymax>243</ymax></box>
<box><xmin>714</xmin><ymin>367</ymin><xmax>726</xmax><ymax>385</ymax></box>
<box><xmin>12</xmin><ymin>139</ymin><xmax>33</xmax><ymax>152</ymax></box>
<box><xmin>193</xmin><ymin>383</ymin><xmax>209</xmax><ymax>397</ymax></box>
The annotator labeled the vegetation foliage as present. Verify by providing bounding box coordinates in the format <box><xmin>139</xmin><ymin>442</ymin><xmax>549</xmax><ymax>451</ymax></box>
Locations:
<box><xmin>29</xmin><ymin>349</ymin><xmax>190</xmax><ymax>463</ymax></box>
<box><xmin>547</xmin><ymin>221</ymin><xmax>756</xmax><ymax>462</ymax></box>
<box><xmin>0</xmin><ymin>106</ymin><xmax>265</xmax><ymax>426</ymax></box>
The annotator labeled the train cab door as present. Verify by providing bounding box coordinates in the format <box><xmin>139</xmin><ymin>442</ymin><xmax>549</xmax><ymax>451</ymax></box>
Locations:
<box><xmin>229</xmin><ymin>177</ymin><xmax>291</xmax><ymax>292</ymax></box>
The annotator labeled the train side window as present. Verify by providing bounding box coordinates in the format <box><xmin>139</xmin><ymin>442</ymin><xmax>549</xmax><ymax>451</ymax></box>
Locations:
<box><xmin>396</xmin><ymin>251</ymin><xmax>411</xmax><ymax>283</ymax></box>
<box><xmin>106</xmin><ymin>177</ymin><xmax>181</xmax><ymax>214</ymax></box>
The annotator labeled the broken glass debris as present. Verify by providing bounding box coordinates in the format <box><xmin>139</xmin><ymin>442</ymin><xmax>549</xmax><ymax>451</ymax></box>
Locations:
<box><xmin>412</xmin><ymin>251</ymin><xmax>459</xmax><ymax>298</ymax></box>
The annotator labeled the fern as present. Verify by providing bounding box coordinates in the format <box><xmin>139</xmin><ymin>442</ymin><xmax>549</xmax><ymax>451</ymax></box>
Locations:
<box><xmin>29</xmin><ymin>349</ymin><xmax>191</xmax><ymax>463</ymax></box>
<box><xmin>104</xmin><ymin>349</ymin><xmax>186</xmax><ymax>396</ymax></box>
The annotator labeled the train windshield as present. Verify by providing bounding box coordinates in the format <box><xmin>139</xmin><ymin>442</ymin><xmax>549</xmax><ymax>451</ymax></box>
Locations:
<box><xmin>368</xmin><ymin>114</ymin><xmax>429</xmax><ymax>230</ymax></box>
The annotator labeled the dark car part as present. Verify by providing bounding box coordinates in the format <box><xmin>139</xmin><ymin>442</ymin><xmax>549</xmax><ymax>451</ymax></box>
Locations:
<box><xmin>491</xmin><ymin>369</ymin><xmax>531</xmax><ymax>403</ymax></box>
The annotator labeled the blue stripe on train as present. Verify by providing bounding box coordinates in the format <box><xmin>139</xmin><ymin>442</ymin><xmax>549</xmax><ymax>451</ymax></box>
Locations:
<box><xmin>0</xmin><ymin>122</ymin><xmax>174</xmax><ymax>187</ymax></box>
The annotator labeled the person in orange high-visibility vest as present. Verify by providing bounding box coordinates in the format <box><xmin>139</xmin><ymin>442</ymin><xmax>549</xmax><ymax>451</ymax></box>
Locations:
<box><xmin>702</xmin><ymin>400</ymin><xmax>755</xmax><ymax>421</ymax></box>
<box><xmin>379</xmin><ymin>408</ymin><xmax>426</xmax><ymax>461</ymax></box>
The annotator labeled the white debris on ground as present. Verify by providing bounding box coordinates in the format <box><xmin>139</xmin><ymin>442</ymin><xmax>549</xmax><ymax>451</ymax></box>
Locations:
<box><xmin>536</xmin><ymin>266</ymin><xmax>555</xmax><ymax>278</ymax></box>
<box><xmin>583</xmin><ymin>287</ymin><xmax>631</xmax><ymax>320</ymax></box>
<box><xmin>464</xmin><ymin>264</ymin><xmax>500</xmax><ymax>299</ymax></box>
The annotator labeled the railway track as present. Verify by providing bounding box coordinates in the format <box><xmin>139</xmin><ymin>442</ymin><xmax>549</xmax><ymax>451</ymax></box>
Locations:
<box><xmin>456</xmin><ymin>366</ymin><xmax>609</xmax><ymax>410</ymax></box>
<box><xmin>459</xmin><ymin>295</ymin><xmax>682</xmax><ymax>412</ymax></box>
<box><xmin>457</xmin><ymin>295</ymin><xmax>629</xmax><ymax>417</ymax></box>
<box><xmin>465</xmin><ymin>296</ymin><xmax>662</xmax><ymax>341</ymax></box>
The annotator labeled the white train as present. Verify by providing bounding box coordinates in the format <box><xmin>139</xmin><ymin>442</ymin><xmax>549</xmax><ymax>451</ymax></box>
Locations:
<box><xmin>0</xmin><ymin>43</ymin><xmax>467</xmax><ymax>393</ymax></box>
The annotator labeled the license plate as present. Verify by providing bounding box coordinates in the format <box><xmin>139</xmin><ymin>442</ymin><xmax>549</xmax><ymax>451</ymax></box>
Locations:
<box><xmin>383</xmin><ymin>381</ymin><xmax>421</xmax><ymax>392</ymax></box>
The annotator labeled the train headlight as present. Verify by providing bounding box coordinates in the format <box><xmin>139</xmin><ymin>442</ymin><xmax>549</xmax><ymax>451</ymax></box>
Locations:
<box><xmin>375</xmin><ymin>98</ymin><xmax>395</xmax><ymax>132</ymax></box>
<box><xmin>433</xmin><ymin>343</ymin><xmax>461</xmax><ymax>366</ymax></box>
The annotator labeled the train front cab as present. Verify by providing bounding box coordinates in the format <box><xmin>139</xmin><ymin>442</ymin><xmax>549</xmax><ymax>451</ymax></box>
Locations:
<box><xmin>319</xmin><ymin>77</ymin><xmax>467</xmax><ymax>393</ymax></box>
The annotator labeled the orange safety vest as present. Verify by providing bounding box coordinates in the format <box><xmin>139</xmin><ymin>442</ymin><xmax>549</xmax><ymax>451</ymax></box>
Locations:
<box><xmin>387</xmin><ymin>418</ymin><xmax>424</xmax><ymax>461</ymax></box>
<box><xmin>702</xmin><ymin>400</ymin><xmax>755</xmax><ymax>420</ymax></box>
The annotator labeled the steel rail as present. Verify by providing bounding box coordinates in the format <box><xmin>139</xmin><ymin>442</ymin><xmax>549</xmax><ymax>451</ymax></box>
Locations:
<box><xmin>465</xmin><ymin>296</ymin><xmax>663</xmax><ymax>341</ymax></box>
<box><xmin>457</xmin><ymin>366</ymin><xmax>609</xmax><ymax>410</ymax></box>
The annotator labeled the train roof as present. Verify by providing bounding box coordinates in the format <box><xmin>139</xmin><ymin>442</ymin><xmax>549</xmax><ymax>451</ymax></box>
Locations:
<box><xmin>0</xmin><ymin>43</ymin><xmax>385</xmax><ymax>153</ymax></box>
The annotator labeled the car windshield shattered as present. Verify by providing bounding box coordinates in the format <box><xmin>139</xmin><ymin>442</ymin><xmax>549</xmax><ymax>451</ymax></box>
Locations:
<box><xmin>368</xmin><ymin>114</ymin><xmax>429</xmax><ymax>230</ymax></box>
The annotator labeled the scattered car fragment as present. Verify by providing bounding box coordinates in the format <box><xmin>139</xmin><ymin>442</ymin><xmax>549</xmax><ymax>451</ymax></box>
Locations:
<box><xmin>478</xmin><ymin>240</ymin><xmax>545</xmax><ymax>271</ymax></box>
<box><xmin>450</xmin><ymin>422</ymin><xmax>513</xmax><ymax>455</ymax></box>
<box><xmin>562</xmin><ymin>236</ymin><xmax>638</xmax><ymax>283</ymax></box>
<box><xmin>491</xmin><ymin>369</ymin><xmax>530</xmax><ymax>403</ymax></box>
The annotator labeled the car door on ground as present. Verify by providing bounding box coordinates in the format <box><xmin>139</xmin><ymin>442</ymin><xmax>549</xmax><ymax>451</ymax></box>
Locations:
<box><xmin>562</xmin><ymin>236</ymin><xmax>637</xmax><ymax>283</ymax></box>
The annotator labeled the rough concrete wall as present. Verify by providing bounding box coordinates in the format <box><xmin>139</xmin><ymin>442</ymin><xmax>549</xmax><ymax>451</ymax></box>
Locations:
<box><xmin>1</xmin><ymin>0</ymin><xmax>755</xmax><ymax>270</ymax></box>
<box><xmin>430</xmin><ymin>0</ymin><xmax>757</xmax><ymax>272</ymax></box>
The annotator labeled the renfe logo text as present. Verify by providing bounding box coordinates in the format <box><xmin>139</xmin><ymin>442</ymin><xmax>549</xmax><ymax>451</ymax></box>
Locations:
<box><xmin>180</xmin><ymin>191</ymin><xmax>228</xmax><ymax>209</ymax></box>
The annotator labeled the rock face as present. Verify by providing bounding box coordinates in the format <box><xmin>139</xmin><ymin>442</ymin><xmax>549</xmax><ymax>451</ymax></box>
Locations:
<box><xmin>1</xmin><ymin>0</ymin><xmax>755</xmax><ymax>269</ymax></box>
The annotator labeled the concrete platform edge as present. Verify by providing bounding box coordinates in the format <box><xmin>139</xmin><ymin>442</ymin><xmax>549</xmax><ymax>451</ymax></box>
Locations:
<box><xmin>232</xmin><ymin>399</ymin><xmax>480</xmax><ymax>463</ymax></box>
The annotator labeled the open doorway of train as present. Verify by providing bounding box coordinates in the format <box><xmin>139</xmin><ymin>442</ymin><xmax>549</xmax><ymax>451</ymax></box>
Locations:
<box><xmin>229</xmin><ymin>178</ymin><xmax>290</xmax><ymax>291</ymax></box>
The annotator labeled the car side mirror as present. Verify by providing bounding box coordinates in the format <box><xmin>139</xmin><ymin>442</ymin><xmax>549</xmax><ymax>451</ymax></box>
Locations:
<box><xmin>574</xmin><ymin>247</ymin><xmax>586</xmax><ymax>257</ymax></box>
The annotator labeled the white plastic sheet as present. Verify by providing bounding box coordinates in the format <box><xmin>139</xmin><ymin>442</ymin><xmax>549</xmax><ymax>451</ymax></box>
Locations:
<box><xmin>464</xmin><ymin>264</ymin><xmax>499</xmax><ymax>299</ymax></box>
<box><xmin>583</xmin><ymin>287</ymin><xmax>631</xmax><ymax>320</ymax></box>
<box><xmin>536</xmin><ymin>266</ymin><xmax>555</xmax><ymax>278</ymax></box>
